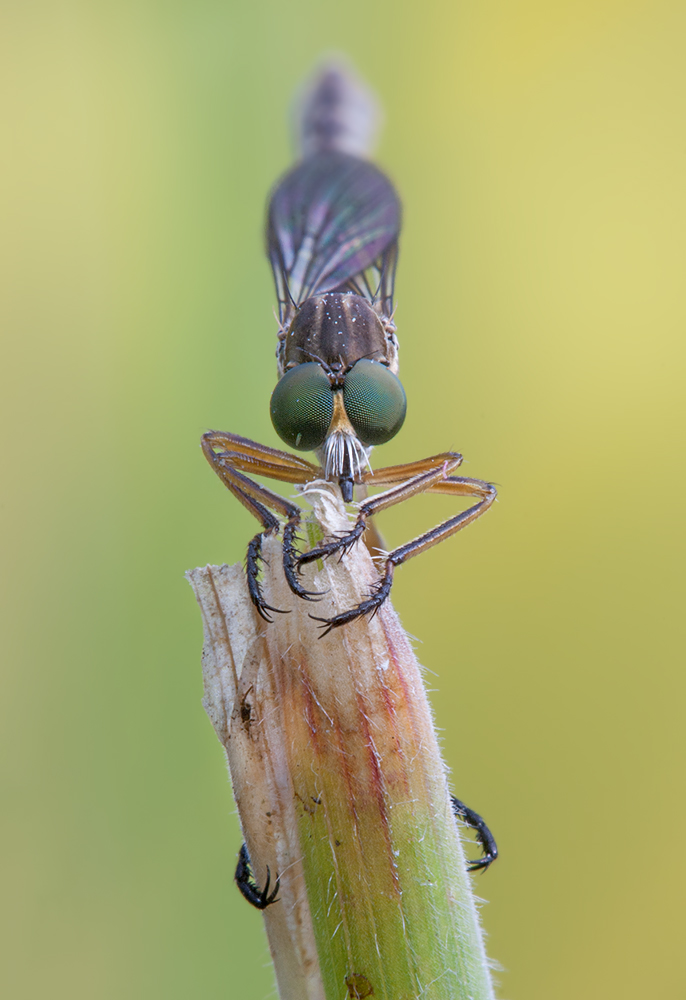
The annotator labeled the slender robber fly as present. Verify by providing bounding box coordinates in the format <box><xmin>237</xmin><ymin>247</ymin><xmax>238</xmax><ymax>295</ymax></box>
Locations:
<box><xmin>203</xmin><ymin>65</ymin><xmax>496</xmax><ymax>633</ymax></box>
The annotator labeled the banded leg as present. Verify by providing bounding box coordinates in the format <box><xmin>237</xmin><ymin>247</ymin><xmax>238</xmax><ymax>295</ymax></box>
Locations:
<box><xmin>202</xmin><ymin>431</ymin><xmax>323</xmax><ymax>619</ymax></box>
<box><xmin>451</xmin><ymin>795</ymin><xmax>498</xmax><ymax>872</ymax></box>
<box><xmin>235</xmin><ymin>843</ymin><xmax>280</xmax><ymax>910</ymax></box>
<box><xmin>302</xmin><ymin>457</ymin><xmax>496</xmax><ymax>632</ymax></box>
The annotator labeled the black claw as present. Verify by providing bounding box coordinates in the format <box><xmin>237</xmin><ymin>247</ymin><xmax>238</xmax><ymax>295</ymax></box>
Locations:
<box><xmin>235</xmin><ymin>843</ymin><xmax>281</xmax><ymax>910</ymax></box>
<box><xmin>248</xmin><ymin>575</ymin><xmax>289</xmax><ymax>622</ymax></box>
<box><xmin>466</xmin><ymin>856</ymin><xmax>494</xmax><ymax>873</ymax></box>
<box><xmin>451</xmin><ymin>795</ymin><xmax>498</xmax><ymax>873</ymax></box>
<box><xmin>254</xmin><ymin>601</ymin><xmax>290</xmax><ymax>623</ymax></box>
<box><xmin>294</xmin><ymin>588</ymin><xmax>324</xmax><ymax>602</ymax></box>
<box><xmin>309</xmin><ymin>614</ymin><xmax>337</xmax><ymax>637</ymax></box>
<box><xmin>309</xmin><ymin>564</ymin><xmax>395</xmax><ymax>635</ymax></box>
<box><xmin>284</xmin><ymin>572</ymin><xmax>325</xmax><ymax>602</ymax></box>
<box><xmin>309</xmin><ymin>597</ymin><xmax>374</xmax><ymax>633</ymax></box>
<box><xmin>283</xmin><ymin>575</ymin><xmax>324</xmax><ymax>602</ymax></box>
<box><xmin>284</xmin><ymin>562</ymin><xmax>325</xmax><ymax>602</ymax></box>
<box><xmin>310</xmin><ymin>599</ymin><xmax>379</xmax><ymax>635</ymax></box>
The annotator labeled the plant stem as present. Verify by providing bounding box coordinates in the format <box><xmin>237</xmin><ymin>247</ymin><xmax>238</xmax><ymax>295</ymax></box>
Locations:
<box><xmin>187</xmin><ymin>483</ymin><xmax>495</xmax><ymax>1000</ymax></box>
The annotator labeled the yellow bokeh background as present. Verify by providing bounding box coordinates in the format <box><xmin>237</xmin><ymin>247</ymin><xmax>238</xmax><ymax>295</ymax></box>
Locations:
<box><xmin>2</xmin><ymin>2</ymin><xmax>684</xmax><ymax>997</ymax></box>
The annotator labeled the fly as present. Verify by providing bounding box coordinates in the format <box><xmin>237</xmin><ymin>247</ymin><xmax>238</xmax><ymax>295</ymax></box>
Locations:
<box><xmin>202</xmin><ymin>64</ymin><xmax>496</xmax><ymax>632</ymax></box>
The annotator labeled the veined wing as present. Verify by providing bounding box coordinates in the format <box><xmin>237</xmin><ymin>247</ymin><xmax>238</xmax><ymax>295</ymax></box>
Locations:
<box><xmin>267</xmin><ymin>150</ymin><xmax>400</xmax><ymax>324</ymax></box>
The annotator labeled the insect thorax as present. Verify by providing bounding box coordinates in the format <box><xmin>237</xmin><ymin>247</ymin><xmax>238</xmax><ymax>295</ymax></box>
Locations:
<box><xmin>279</xmin><ymin>292</ymin><xmax>398</xmax><ymax>377</ymax></box>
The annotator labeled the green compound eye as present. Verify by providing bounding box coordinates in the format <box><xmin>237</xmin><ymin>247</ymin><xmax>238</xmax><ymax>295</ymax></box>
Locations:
<box><xmin>270</xmin><ymin>363</ymin><xmax>334</xmax><ymax>451</ymax></box>
<box><xmin>343</xmin><ymin>359</ymin><xmax>407</xmax><ymax>446</ymax></box>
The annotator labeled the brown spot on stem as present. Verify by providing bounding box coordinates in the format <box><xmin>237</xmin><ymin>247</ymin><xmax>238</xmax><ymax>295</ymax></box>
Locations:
<box><xmin>295</xmin><ymin>791</ymin><xmax>318</xmax><ymax>815</ymax></box>
<box><xmin>345</xmin><ymin>972</ymin><xmax>374</xmax><ymax>998</ymax></box>
<box><xmin>239</xmin><ymin>685</ymin><xmax>254</xmax><ymax>732</ymax></box>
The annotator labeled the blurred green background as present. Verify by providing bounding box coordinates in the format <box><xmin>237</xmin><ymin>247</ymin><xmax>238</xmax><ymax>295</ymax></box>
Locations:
<box><xmin>2</xmin><ymin>1</ymin><xmax>685</xmax><ymax>997</ymax></box>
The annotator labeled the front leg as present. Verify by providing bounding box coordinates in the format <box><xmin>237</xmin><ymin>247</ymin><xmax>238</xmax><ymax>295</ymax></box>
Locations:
<box><xmin>202</xmin><ymin>431</ymin><xmax>323</xmax><ymax>620</ymax></box>
<box><xmin>298</xmin><ymin>452</ymin><xmax>464</xmax><ymax>569</ymax></box>
<box><xmin>308</xmin><ymin>462</ymin><xmax>496</xmax><ymax>632</ymax></box>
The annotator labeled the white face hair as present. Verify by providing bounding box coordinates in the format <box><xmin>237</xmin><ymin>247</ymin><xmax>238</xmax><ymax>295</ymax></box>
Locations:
<box><xmin>320</xmin><ymin>429</ymin><xmax>372</xmax><ymax>482</ymax></box>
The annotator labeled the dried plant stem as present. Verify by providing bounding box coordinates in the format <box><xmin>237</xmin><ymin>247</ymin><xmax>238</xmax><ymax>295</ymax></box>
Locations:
<box><xmin>187</xmin><ymin>484</ymin><xmax>495</xmax><ymax>1000</ymax></box>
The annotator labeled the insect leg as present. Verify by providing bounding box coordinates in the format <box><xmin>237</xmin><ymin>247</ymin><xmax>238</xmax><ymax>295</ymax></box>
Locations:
<box><xmin>451</xmin><ymin>795</ymin><xmax>498</xmax><ymax>872</ymax></box>
<box><xmin>203</xmin><ymin>431</ymin><xmax>321</xmax><ymax>484</ymax></box>
<box><xmin>235</xmin><ymin>842</ymin><xmax>281</xmax><ymax>910</ymax></box>
<box><xmin>298</xmin><ymin>452</ymin><xmax>464</xmax><ymax>568</ymax></box>
<box><xmin>366</xmin><ymin>451</ymin><xmax>466</xmax><ymax>484</ymax></box>
<box><xmin>311</xmin><ymin>472</ymin><xmax>496</xmax><ymax>632</ymax></box>
<box><xmin>202</xmin><ymin>432</ymin><xmax>324</xmax><ymax>618</ymax></box>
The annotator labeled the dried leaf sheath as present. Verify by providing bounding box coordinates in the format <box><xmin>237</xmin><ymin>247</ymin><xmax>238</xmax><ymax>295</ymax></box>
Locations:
<box><xmin>187</xmin><ymin>484</ymin><xmax>495</xmax><ymax>1000</ymax></box>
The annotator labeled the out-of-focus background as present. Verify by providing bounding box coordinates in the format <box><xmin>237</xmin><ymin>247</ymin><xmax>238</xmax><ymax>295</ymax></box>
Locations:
<box><xmin>2</xmin><ymin>1</ymin><xmax>685</xmax><ymax>997</ymax></box>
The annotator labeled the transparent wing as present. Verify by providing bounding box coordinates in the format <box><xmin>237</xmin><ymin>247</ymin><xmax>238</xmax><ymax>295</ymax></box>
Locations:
<box><xmin>266</xmin><ymin>151</ymin><xmax>401</xmax><ymax>325</ymax></box>
<box><xmin>340</xmin><ymin>239</ymin><xmax>398</xmax><ymax>325</ymax></box>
